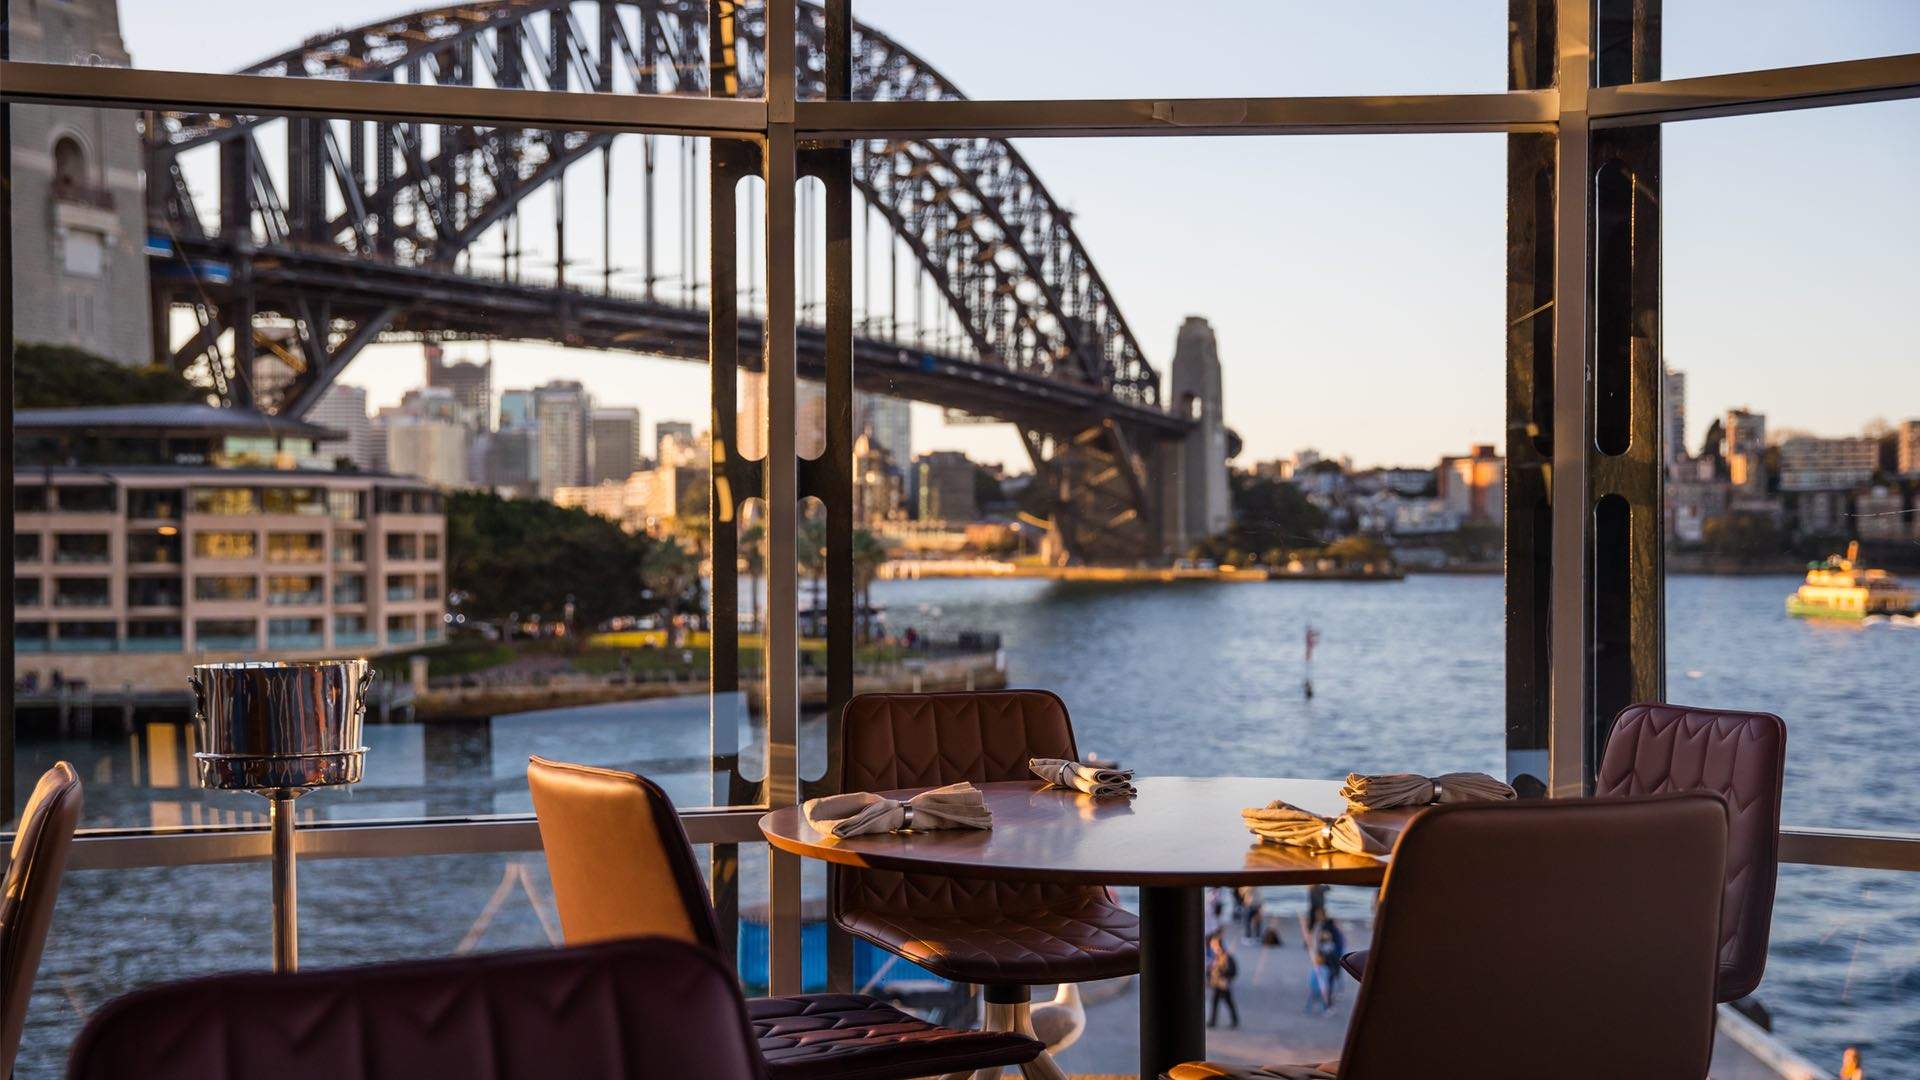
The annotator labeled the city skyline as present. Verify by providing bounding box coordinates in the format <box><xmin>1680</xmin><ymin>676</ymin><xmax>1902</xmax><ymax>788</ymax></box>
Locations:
<box><xmin>106</xmin><ymin>3</ymin><xmax>1920</xmax><ymax>469</ymax></box>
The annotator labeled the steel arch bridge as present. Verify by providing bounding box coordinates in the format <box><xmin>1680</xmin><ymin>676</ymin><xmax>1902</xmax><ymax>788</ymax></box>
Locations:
<box><xmin>143</xmin><ymin>1</ymin><xmax>1196</xmax><ymax>562</ymax></box>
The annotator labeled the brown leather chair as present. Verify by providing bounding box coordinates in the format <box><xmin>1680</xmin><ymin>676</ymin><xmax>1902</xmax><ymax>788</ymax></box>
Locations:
<box><xmin>1171</xmin><ymin>792</ymin><xmax>1729</xmax><ymax>1080</ymax></box>
<box><xmin>3</xmin><ymin>762</ymin><xmax>82</xmax><ymax>1078</ymax></box>
<box><xmin>1342</xmin><ymin>702</ymin><xmax>1786</xmax><ymax>998</ymax></box>
<box><xmin>527</xmin><ymin>755</ymin><xmax>1042</xmax><ymax>1080</ymax></box>
<box><xmin>68</xmin><ymin>936</ymin><xmax>768</xmax><ymax>1080</ymax></box>
<box><xmin>832</xmin><ymin>690</ymin><xmax>1141</xmax><ymax>1080</ymax></box>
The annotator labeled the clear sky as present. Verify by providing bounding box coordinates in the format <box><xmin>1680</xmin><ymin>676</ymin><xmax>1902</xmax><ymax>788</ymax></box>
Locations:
<box><xmin>109</xmin><ymin>1</ymin><xmax>1920</xmax><ymax>469</ymax></box>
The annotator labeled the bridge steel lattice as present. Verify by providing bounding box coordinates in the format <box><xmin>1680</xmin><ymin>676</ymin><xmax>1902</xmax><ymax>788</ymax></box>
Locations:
<box><xmin>143</xmin><ymin>0</ymin><xmax>1191</xmax><ymax>563</ymax></box>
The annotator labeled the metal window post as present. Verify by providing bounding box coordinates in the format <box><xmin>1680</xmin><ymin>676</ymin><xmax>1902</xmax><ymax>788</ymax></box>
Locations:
<box><xmin>761</xmin><ymin>0</ymin><xmax>804</xmax><ymax>999</ymax></box>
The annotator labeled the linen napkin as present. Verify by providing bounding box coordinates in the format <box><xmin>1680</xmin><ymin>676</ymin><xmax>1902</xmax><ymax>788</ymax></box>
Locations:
<box><xmin>1338</xmin><ymin>771</ymin><xmax>1516</xmax><ymax>811</ymax></box>
<box><xmin>1029</xmin><ymin>757</ymin><xmax>1137</xmax><ymax>798</ymax></box>
<box><xmin>1242</xmin><ymin>800</ymin><xmax>1400</xmax><ymax>857</ymax></box>
<box><xmin>803</xmin><ymin>781</ymin><xmax>992</xmax><ymax>838</ymax></box>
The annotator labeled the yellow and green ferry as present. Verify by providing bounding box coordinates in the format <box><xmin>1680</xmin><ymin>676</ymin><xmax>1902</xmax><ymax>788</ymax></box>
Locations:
<box><xmin>1785</xmin><ymin>542</ymin><xmax>1917</xmax><ymax>620</ymax></box>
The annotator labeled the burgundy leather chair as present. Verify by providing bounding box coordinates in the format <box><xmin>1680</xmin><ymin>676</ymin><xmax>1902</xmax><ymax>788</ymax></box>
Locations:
<box><xmin>68</xmin><ymin>937</ymin><xmax>767</xmax><ymax>1080</ymax></box>
<box><xmin>1171</xmin><ymin>793</ymin><xmax>1729</xmax><ymax>1080</ymax></box>
<box><xmin>527</xmin><ymin>756</ymin><xmax>1042</xmax><ymax>1080</ymax></box>
<box><xmin>1343</xmin><ymin>702</ymin><xmax>1786</xmax><ymax>1000</ymax></box>
<box><xmin>1594</xmin><ymin>703</ymin><xmax>1785</xmax><ymax>1002</ymax></box>
<box><xmin>3</xmin><ymin>762</ymin><xmax>83</xmax><ymax>1078</ymax></box>
<box><xmin>832</xmin><ymin>690</ymin><xmax>1141</xmax><ymax>1080</ymax></box>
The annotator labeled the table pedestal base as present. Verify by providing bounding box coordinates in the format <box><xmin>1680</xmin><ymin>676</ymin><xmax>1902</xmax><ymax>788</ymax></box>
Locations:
<box><xmin>1139</xmin><ymin>884</ymin><xmax>1205</xmax><ymax>1078</ymax></box>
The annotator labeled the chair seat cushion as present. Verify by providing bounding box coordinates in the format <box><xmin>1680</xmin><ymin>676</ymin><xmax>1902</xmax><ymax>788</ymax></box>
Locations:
<box><xmin>838</xmin><ymin>891</ymin><xmax>1140</xmax><ymax>984</ymax></box>
<box><xmin>750</xmin><ymin>992</ymin><xmax>1040</xmax><ymax>1080</ymax></box>
<box><xmin>1167</xmin><ymin>1060</ymin><xmax>1340</xmax><ymax>1079</ymax></box>
<box><xmin>1340</xmin><ymin>949</ymin><xmax>1369</xmax><ymax>982</ymax></box>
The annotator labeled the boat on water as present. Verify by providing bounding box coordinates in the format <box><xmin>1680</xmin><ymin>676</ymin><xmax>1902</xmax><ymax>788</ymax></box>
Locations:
<box><xmin>1785</xmin><ymin>542</ymin><xmax>1917</xmax><ymax>619</ymax></box>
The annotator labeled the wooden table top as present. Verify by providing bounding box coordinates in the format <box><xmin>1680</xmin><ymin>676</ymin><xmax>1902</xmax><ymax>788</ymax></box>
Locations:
<box><xmin>759</xmin><ymin>776</ymin><xmax>1401</xmax><ymax>887</ymax></box>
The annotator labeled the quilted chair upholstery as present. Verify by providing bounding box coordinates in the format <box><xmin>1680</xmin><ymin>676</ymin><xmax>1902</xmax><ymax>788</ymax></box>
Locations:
<box><xmin>1595</xmin><ymin>702</ymin><xmax>1786</xmax><ymax>1002</ymax></box>
<box><xmin>832</xmin><ymin>691</ymin><xmax>1141</xmax><ymax>985</ymax></box>
<box><xmin>67</xmin><ymin>937</ymin><xmax>767</xmax><ymax>1080</ymax></box>
<box><xmin>527</xmin><ymin>756</ymin><xmax>1041</xmax><ymax>1080</ymax></box>
<box><xmin>1171</xmin><ymin>794</ymin><xmax>1728</xmax><ymax>1080</ymax></box>
<box><xmin>2</xmin><ymin>762</ymin><xmax>82</xmax><ymax>1078</ymax></box>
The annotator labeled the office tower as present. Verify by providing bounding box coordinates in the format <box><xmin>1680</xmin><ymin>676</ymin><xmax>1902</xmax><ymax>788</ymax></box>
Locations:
<box><xmin>1662</xmin><ymin>365</ymin><xmax>1688</xmax><ymax>465</ymax></box>
<box><xmin>499</xmin><ymin>388</ymin><xmax>536</xmax><ymax>431</ymax></box>
<box><xmin>914</xmin><ymin>450</ymin><xmax>978</xmax><ymax>523</ymax></box>
<box><xmin>424</xmin><ymin>343</ymin><xmax>493</xmax><ymax>432</ymax></box>
<box><xmin>855</xmin><ymin>392</ymin><xmax>913</xmax><ymax>463</ymax></box>
<box><xmin>534</xmin><ymin>381</ymin><xmax>593</xmax><ymax>496</ymax></box>
<box><xmin>1722</xmin><ymin>408</ymin><xmax>1768</xmax><ymax>493</ymax></box>
<box><xmin>655</xmin><ymin>420</ymin><xmax>696</xmax><ymax>464</ymax></box>
<box><xmin>306</xmin><ymin>382</ymin><xmax>379</xmax><ymax>470</ymax></box>
<box><xmin>590</xmin><ymin>407</ymin><xmax>643</xmax><ymax>484</ymax></box>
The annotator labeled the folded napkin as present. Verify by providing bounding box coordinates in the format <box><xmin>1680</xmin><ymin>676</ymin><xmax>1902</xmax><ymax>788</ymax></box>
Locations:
<box><xmin>803</xmin><ymin>782</ymin><xmax>993</xmax><ymax>838</ymax></box>
<box><xmin>1338</xmin><ymin>771</ymin><xmax>1516</xmax><ymax>811</ymax></box>
<box><xmin>1243</xmin><ymin>800</ymin><xmax>1400</xmax><ymax>857</ymax></box>
<box><xmin>1029</xmin><ymin>757</ymin><xmax>1137</xmax><ymax>797</ymax></box>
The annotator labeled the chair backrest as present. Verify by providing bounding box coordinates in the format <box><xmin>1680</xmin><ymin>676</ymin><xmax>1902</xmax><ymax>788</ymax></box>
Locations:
<box><xmin>527</xmin><ymin>755</ymin><xmax>720</xmax><ymax>950</ymax></box>
<box><xmin>1339</xmin><ymin>794</ymin><xmax>1728</xmax><ymax>1080</ymax></box>
<box><xmin>2</xmin><ymin>761</ymin><xmax>82</xmax><ymax>1075</ymax></box>
<box><xmin>1596</xmin><ymin>702</ymin><xmax>1786</xmax><ymax>1001</ymax></box>
<box><xmin>834</xmin><ymin>690</ymin><xmax>1096</xmax><ymax>924</ymax></box>
<box><xmin>67</xmin><ymin>936</ymin><xmax>767</xmax><ymax>1080</ymax></box>
<box><xmin>840</xmin><ymin>690</ymin><xmax>1078</xmax><ymax>790</ymax></box>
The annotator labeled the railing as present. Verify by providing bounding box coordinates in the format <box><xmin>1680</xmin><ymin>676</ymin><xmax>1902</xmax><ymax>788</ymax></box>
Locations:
<box><xmin>387</xmin><ymin>628</ymin><xmax>418</xmax><ymax>645</ymax></box>
<box><xmin>386</xmin><ymin>587</ymin><xmax>417</xmax><ymax>602</ymax></box>
<box><xmin>195</xmin><ymin>635</ymin><xmax>258</xmax><ymax>651</ymax></box>
<box><xmin>267</xmin><ymin>591</ymin><xmax>325</xmax><ymax>606</ymax></box>
<box><xmin>122</xmin><ymin>637</ymin><xmax>185</xmax><ymax>653</ymax></box>
<box><xmin>333</xmin><ymin>631</ymin><xmax>377</xmax><ymax>648</ymax></box>
<box><xmin>268</xmin><ymin>633</ymin><xmax>325</xmax><ymax>650</ymax></box>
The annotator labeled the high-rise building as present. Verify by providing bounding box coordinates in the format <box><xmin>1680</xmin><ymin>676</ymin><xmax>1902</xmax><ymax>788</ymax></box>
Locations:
<box><xmin>1661</xmin><ymin>365</ymin><xmax>1688</xmax><ymax>465</ymax></box>
<box><xmin>1778</xmin><ymin>436</ymin><xmax>1878</xmax><ymax>492</ymax></box>
<box><xmin>424</xmin><ymin>343</ymin><xmax>493</xmax><ymax>432</ymax></box>
<box><xmin>855</xmin><ymin>393</ymin><xmax>913</xmax><ymax>463</ymax></box>
<box><xmin>854</xmin><ymin>431</ymin><xmax>905</xmax><ymax>524</ymax></box>
<box><xmin>655</xmin><ymin>420</ymin><xmax>696</xmax><ymax>464</ymax></box>
<box><xmin>1437</xmin><ymin>444</ymin><xmax>1506</xmax><ymax>527</ymax></box>
<box><xmin>590</xmin><ymin>407</ymin><xmax>643</xmax><ymax>484</ymax></box>
<box><xmin>534</xmin><ymin>381</ymin><xmax>593</xmax><ymax>496</ymax></box>
<box><xmin>375</xmin><ymin>388</ymin><xmax>471</xmax><ymax>489</ymax></box>
<box><xmin>914</xmin><ymin>450</ymin><xmax>978</xmax><ymax>523</ymax></box>
<box><xmin>487</xmin><ymin>428</ymin><xmax>539</xmax><ymax>496</ymax></box>
<box><xmin>7</xmin><ymin>0</ymin><xmax>152</xmax><ymax>365</ymax></box>
<box><xmin>499</xmin><ymin>389</ymin><xmax>537</xmax><ymax>431</ymax></box>
<box><xmin>1898</xmin><ymin>419</ymin><xmax>1920</xmax><ymax>478</ymax></box>
<box><xmin>1722</xmin><ymin>408</ymin><xmax>1768</xmax><ymax>493</ymax></box>
<box><xmin>307</xmin><ymin>383</ymin><xmax>379</xmax><ymax>471</ymax></box>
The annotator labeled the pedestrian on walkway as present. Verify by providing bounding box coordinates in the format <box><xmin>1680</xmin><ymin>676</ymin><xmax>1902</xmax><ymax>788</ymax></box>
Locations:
<box><xmin>1312</xmin><ymin>917</ymin><xmax>1347</xmax><ymax>1012</ymax></box>
<box><xmin>1237</xmin><ymin>886</ymin><xmax>1265</xmax><ymax>943</ymax></box>
<box><xmin>1206</xmin><ymin>932</ymin><xmax>1239</xmax><ymax>1029</ymax></box>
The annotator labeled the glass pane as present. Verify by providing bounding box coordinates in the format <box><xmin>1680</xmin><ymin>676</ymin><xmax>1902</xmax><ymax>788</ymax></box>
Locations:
<box><xmin>1663</xmin><ymin>2</ymin><xmax>1920</xmax><ymax>81</ymax></box>
<box><xmin>19</xmin><ymin>845</ymin><xmax>768</xmax><ymax>1077</ymax></box>
<box><xmin>7</xmin><ymin>1</ymin><xmax>717</xmax><ymax>97</ymax></box>
<box><xmin>1662</xmin><ymin>99</ymin><xmax>1920</xmax><ymax>832</ymax></box>
<box><xmin>8</xmin><ymin>102</ymin><xmax>757</xmax><ymax>825</ymax></box>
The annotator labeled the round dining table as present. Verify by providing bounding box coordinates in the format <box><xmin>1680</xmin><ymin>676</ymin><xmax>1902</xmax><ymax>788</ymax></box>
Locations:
<box><xmin>760</xmin><ymin>775</ymin><xmax>1404</xmax><ymax>1079</ymax></box>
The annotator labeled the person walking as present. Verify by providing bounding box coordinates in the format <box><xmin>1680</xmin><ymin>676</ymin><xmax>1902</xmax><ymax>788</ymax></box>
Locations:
<box><xmin>1312</xmin><ymin>917</ymin><xmax>1347</xmax><ymax>1012</ymax></box>
<box><xmin>1238</xmin><ymin>885</ymin><xmax>1265</xmax><ymax>943</ymax></box>
<box><xmin>1206</xmin><ymin>932</ymin><xmax>1240</xmax><ymax>1029</ymax></box>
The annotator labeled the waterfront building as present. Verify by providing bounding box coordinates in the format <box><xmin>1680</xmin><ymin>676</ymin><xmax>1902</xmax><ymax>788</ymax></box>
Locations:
<box><xmin>654</xmin><ymin>419</ymin><xmax>696</xmax><ymax>464</ymax></box>
<box><xmin>854</xmin><ymin>431</ymin><xmax>906</xmax><ymax>524</ymax></box>
<box><xmin>306</xmin><ymin>383</ymin><xmax>379</xmax><ymax>472</ymax></box>
<box><xmin>1667</xmin><ymin>476</ymin><xmax>1732</xmax><ymax>546</ymax></box>
<box><xmin>1723</xmin><ymin>408</ymin><xmax>1768</xmax><ymax>493</ymax></box>
<box><xmin>914</xmin><ymin>450</ymin><xmax>978</xmax><ymax>524</ymax></box>
<box><xmin>534</xmin><ymin>380</ymin><xmax>593</xmax><ymax>497</ymax></box>
<box><xmin>1778</xmin><ymin>435</ymin><xmax>1878</xmax><ymax>492</ymax></box>
<box><xmin>855</xmin><ymin>393</ymin><xmax>913</xmax><ymax>464</ymax></box>
<box><xmin>1895</xmin><ymin>419</ymin><xmax>1920</xmax><ymax>478</ymax></box>
<box><xmin>6</xmin><ymin>0</ymin><xmax>151</xmax><ymax>366</ymax></box>
<box><xmin>656</xmin><ymin>426</ymin><xmax>708</xmax><ymax>468</ymax></box>
<box><xmin>1853</xmin><ymin>486</ymin><xmax>1909</xmax><ymax>542</ymax></box>
<box><xmin>424</xmin><ymin>343</ymin><xmax>493</xmax><ymax>433</ymax></box>
<box><xmin>12</xmin><ymin>405</ymin><xmax>445</xmax><ymax>689</ymax></box>
<box><xmin>1662</xmin><ymin>365</ymin><xmax>1689</xmax><ymax>466</ymax></box>
<box><xmin>1437</xmin><ymin>444</ymin><xmax>1505</xmax><ymax>527</ymax></box>
<box><xmin>591</xmin><ymin>407</ymin><xmax>643</xmax><ymax>485</ymax></box>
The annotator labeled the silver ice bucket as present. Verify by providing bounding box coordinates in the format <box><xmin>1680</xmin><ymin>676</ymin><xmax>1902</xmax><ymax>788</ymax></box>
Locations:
<box><xmin>191</xmin><ymin>660</ymin><xmax>372</xmax><ymax>792</ymax></box>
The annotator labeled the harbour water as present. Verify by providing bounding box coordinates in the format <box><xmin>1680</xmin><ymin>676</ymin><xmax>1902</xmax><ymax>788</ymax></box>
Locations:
<box><xmin>14</xmin><ymin>573</ymin><xmax>1917</xmax><ymax>1076</ymax></box>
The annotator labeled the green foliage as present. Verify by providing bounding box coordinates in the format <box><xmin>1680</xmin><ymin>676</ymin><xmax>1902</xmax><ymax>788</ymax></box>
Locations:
<box><xmin>13</xmin><ymin>342</ymin><xmax>204</xmax><ymax>408</ymax></box>
<box><xmin>1188</xmin><ymin>473</ymin><xmax>1329</xmax><ymax>562</ymax></box>
<box><xmin>445</xmin><ymin>490</ymin><xmax>699</xmax><ymax>628</ymax></box>
<box><xmin>1701</xmin><ymin>512</ymin><xmax>1787</xmax><ymax>561</ymax></box>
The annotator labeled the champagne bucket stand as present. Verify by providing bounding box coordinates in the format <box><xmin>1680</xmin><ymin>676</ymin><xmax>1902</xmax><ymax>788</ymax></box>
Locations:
<box><xmin>190</xmin><ymin>659</ymin><xmax>371</xmax><ymax>972</ymax></box>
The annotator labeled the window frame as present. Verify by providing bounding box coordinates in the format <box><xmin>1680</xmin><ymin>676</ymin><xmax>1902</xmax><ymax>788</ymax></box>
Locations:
<box><xmin>0</xmin><ymin>1</ymin><xmax>1913</xmax><ymax>1003</ymax></box>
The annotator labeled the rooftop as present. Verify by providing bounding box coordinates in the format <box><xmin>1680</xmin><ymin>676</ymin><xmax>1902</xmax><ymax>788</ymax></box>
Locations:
<box><xmin>15</xmin><ymin>403</ymin><xmax>344</xmax><ymax>443</ymax></box>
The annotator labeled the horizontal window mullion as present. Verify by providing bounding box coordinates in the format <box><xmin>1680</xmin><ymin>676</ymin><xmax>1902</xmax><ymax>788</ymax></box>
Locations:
<box><xmin>0</xmin><ymin>60</ymin><xmax>767</xmax><ymax>138</ymax></box>
<box><xmin>1779</xmin><ymin>825</ymin><xmax>1920</xmax><ymax>873</ymax></box>
<box><xmin>1590</xmin><ymin>51</ymin><xmax>1920</xmax><ymax>127</ymax></box>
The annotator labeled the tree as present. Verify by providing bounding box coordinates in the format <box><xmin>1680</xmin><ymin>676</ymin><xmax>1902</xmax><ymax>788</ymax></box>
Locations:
<box><xmin>444</xmin><ymin>490</ymin><xmax>696</xmax><ymax>630</ymax></box>
<box><xmin>1189</xmin><ymin>474</ymin><xmax>1329</xmax><ymax>562</ymax></box>
<box><xmin>1701</xmin><ymin>512</ymin><xmax>1787</xmax><ymax>562</ymax></box>
<box><xmin>13</xmin><ymin>342</ymin><xmax>205</xmax><ymax>408</ymax></box>
<box><xmin>851</xmin><ymin>529</ymin><xmax>890</xmax><ymax>642</ymax></box>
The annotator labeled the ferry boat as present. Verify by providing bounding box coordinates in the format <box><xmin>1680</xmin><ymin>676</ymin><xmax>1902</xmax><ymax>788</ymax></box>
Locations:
<box><xmin>1785</xmin><ymin>542</ymin><xmax>1917</xmax><ymax>619</ymax></box>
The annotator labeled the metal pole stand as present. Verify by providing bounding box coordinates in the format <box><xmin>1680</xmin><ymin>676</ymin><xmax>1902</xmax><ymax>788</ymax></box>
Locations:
<box><xmin>268</xmin><ymin>789</ymin><xmax>302</xmax><ymax>972</ymax></box>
